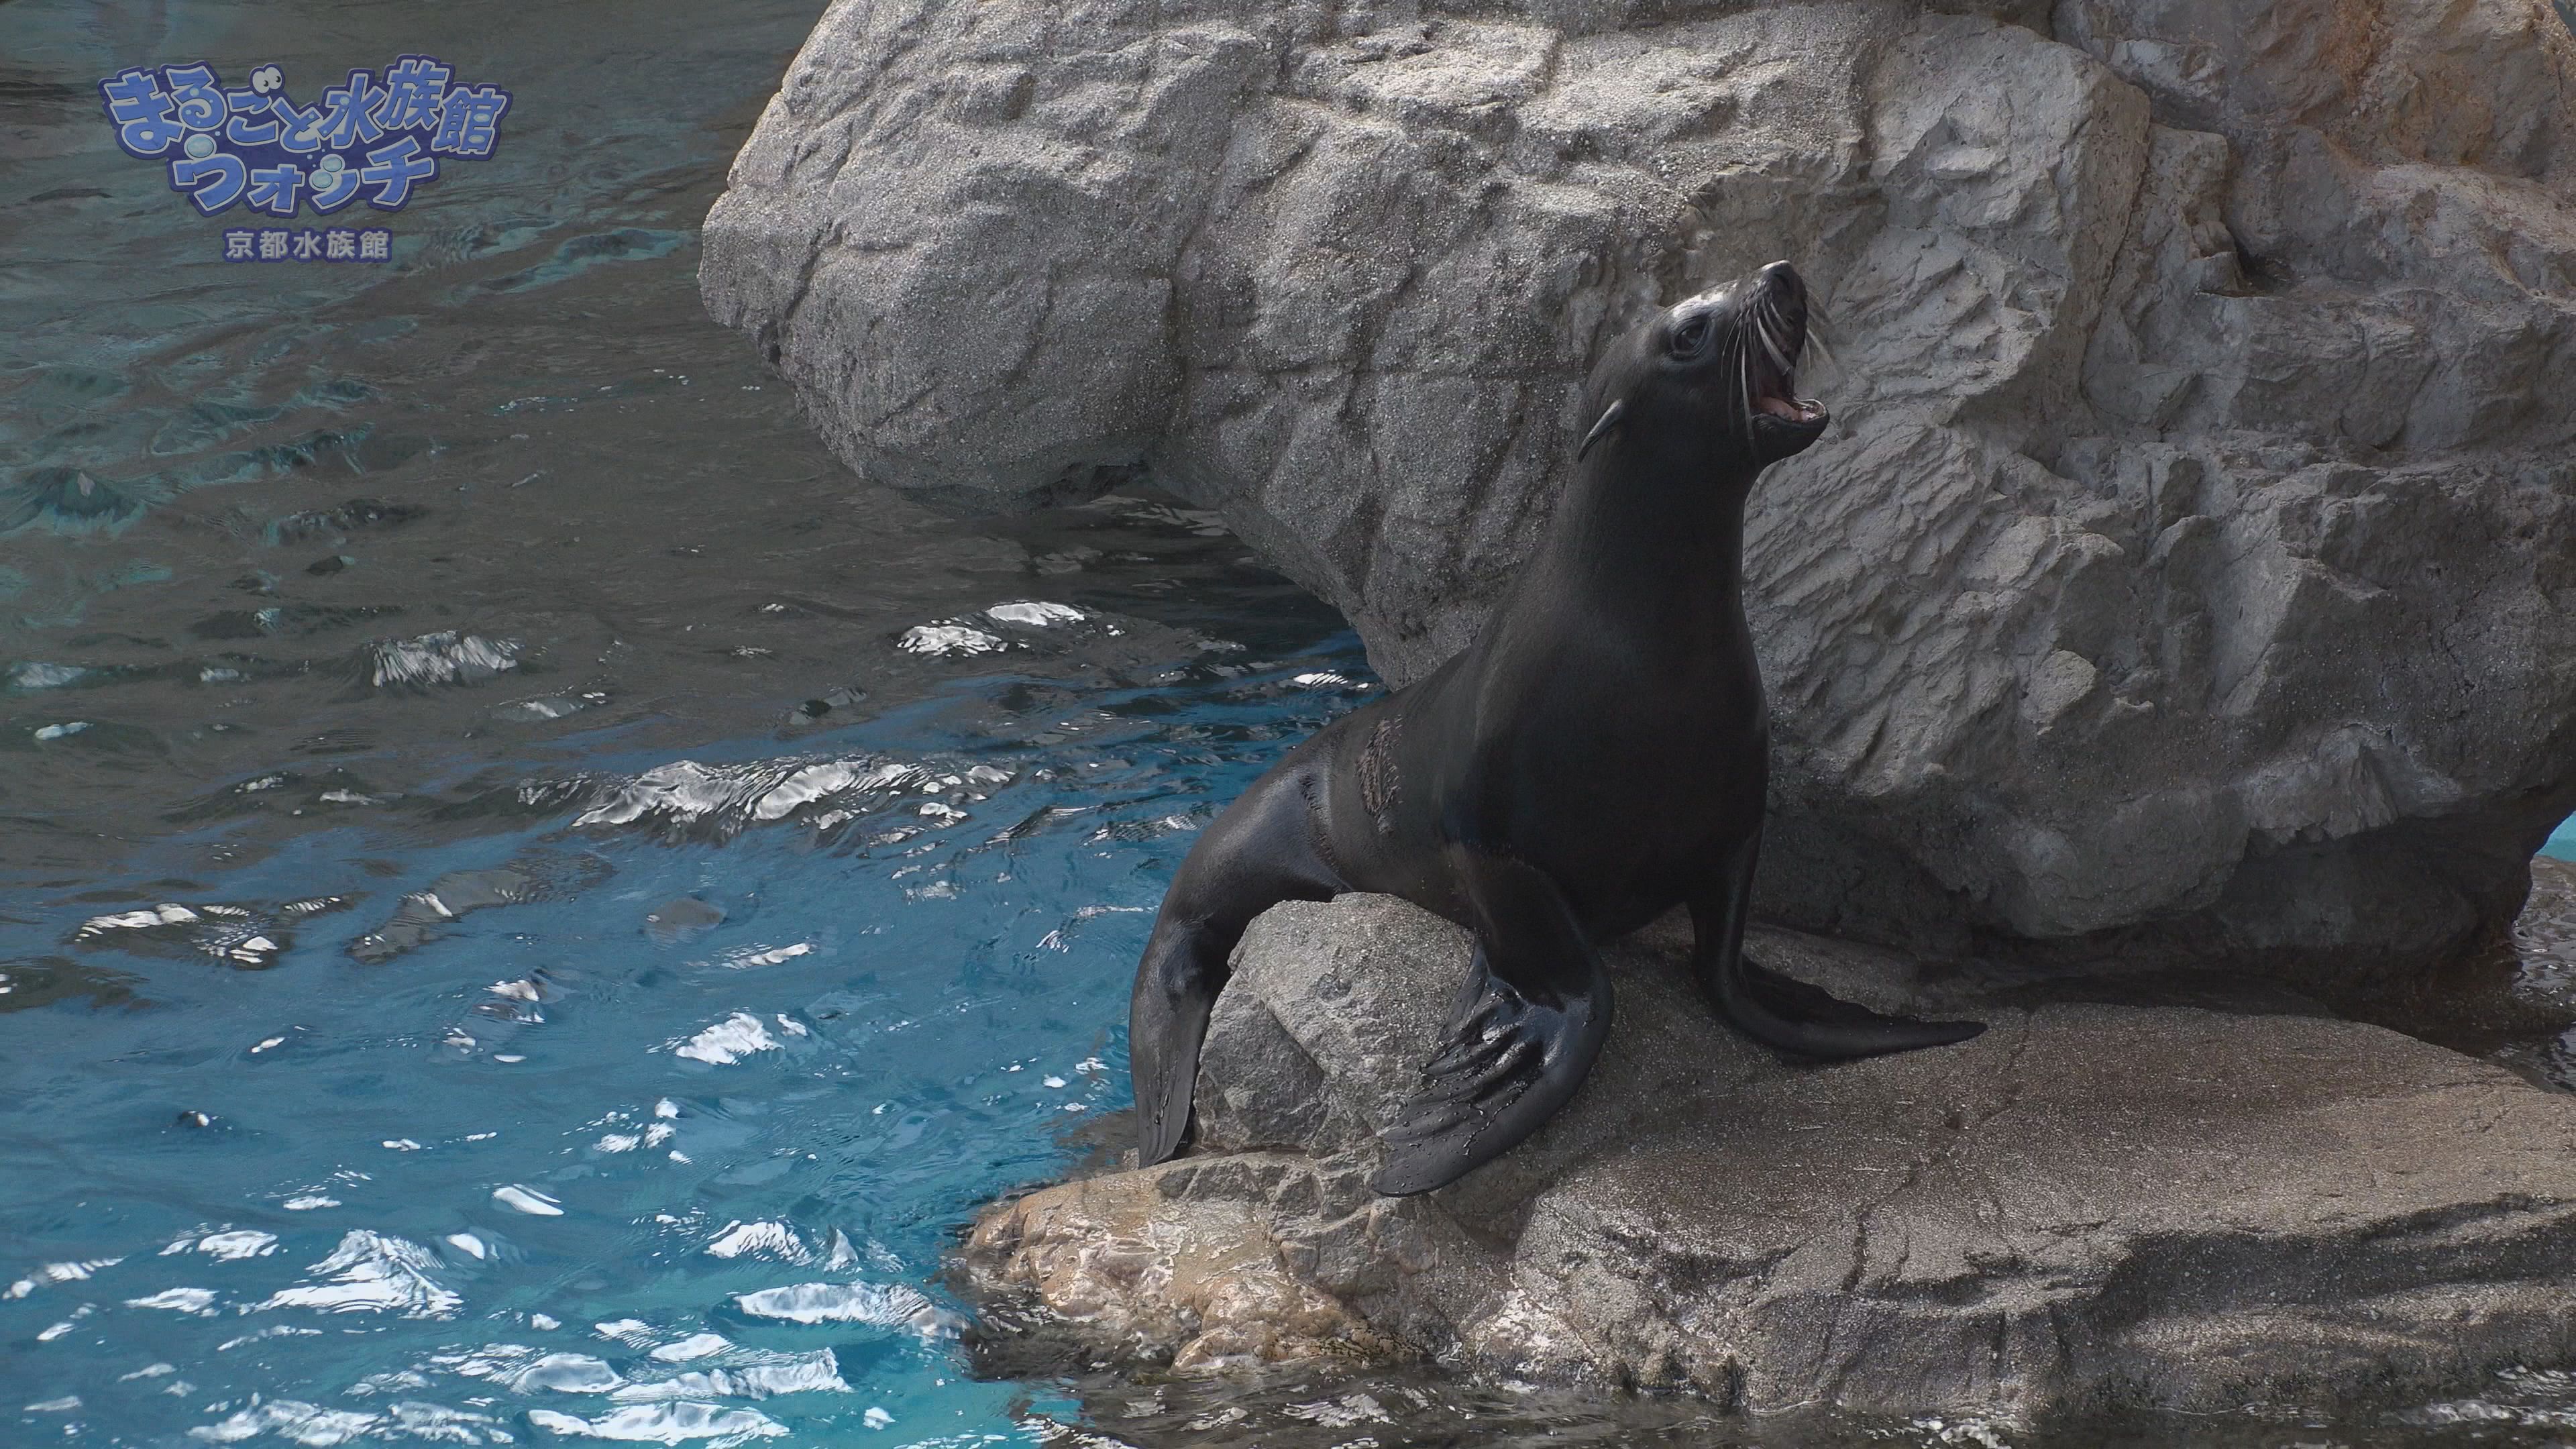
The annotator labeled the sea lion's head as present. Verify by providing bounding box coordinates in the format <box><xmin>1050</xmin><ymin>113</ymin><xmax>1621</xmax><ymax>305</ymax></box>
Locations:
<box><xmin>1577</xmin><ymin>260</ymin><xmax>1829</xmax><ymax>473</ymax></box>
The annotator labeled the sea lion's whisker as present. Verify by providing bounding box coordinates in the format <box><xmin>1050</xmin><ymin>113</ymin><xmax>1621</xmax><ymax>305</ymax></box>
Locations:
<box><xmin>1803</xmin><ymin>322</ymin><xmax>1835</xmax><ymax>372</ymax></box>
<box><xmin>1764</xmin><ymin>294</ymin><xmax>1801</xmax><ymax>366</ymax></box>
<box><xmin>1736</xmin><ymin>329</ymin><xmax>1756</xmax><ymax>440</ymax></box>
<box><xmin>1758</xmin><ymin>317</ymin><xmax>1794</xmax><ymax>375</ymax></box>
<box><xmin>1803</xmin><ymin>301</ymin><xmax>1839</xmax><ymax>384</ymax></box>
<box><xmin>1807</xmin><ymin>297</ymin><xmax>1841</xmax><ymax>347</ymax></box>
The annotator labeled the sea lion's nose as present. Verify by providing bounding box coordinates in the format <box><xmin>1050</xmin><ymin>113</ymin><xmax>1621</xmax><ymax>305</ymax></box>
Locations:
<box><xmin>1758</xmin><ymin>260</ymin><xmax>1805</xmax><ymax>301</ymax></box>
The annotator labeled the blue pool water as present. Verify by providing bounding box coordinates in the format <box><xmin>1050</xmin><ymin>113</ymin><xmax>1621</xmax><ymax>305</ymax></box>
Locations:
<box><xmin>1</xmin><ymin>637</ymin><xmax>1377</xmax><ymax>1445</ymax></box>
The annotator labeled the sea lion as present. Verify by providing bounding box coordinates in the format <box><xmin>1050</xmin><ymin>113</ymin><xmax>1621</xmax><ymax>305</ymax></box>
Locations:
<box><xmin>1128</xmin><ymin>260</ymin><xmax>1983</xmax><ymax>1197</ymax></box>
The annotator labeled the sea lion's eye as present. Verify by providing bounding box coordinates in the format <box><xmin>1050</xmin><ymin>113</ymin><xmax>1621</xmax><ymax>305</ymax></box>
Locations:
<box><xmin>1670</xmin><ymin>315</ymin><xmax>1711</xmax><ymax>357</ymax></box>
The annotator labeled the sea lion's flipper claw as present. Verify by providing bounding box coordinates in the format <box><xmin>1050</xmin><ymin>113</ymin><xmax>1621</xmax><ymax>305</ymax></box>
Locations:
<box><xmin>1378</xmin><ymin>1098</ymin><xmax>1477</xmax><ymax>1146</ymax></box>
<box><xmin>1373</xmin><ymin>960</ymin><xmax>1603</xmax><ymax>1195</ymax></box>
<box><xmin>1371</xmin><ymin>851</ymin><xmax>1614</xmax><ymax>1197</ymax></box>
<box><xmin>1420</xmin><ymin>1030</ymin><xmax>1502</xmax><ymax>1079</ymax></box>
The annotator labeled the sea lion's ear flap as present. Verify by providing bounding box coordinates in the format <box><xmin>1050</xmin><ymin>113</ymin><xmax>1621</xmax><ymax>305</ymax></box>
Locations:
<box><xmin>1575</xmin><ymin>399</ymin><xmax>1626</xmax><ymax>461</ymax></box>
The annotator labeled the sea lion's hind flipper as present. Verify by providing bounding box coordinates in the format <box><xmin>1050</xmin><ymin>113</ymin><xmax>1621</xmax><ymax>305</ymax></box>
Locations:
<box><xmin>1727</xmin><ymin>956</ymin><xmax>1984</xmax><ymax>1059</ymax></box>
<box><xmin>1371</xmin><ymin>852</ymin><xmax>1612</xmax><ymax>1197</ymax></box>
<box><xmin>1690</xmin><ymin>830</ymin><xmax>1982</xmax><ymax>1061</ymax></box>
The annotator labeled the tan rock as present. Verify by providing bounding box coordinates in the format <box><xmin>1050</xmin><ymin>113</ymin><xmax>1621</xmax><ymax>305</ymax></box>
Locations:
<box><xmin>967</xmin><ymin>1157</ymin><xmax>1401</xmax><ymax>1370</ymax></box>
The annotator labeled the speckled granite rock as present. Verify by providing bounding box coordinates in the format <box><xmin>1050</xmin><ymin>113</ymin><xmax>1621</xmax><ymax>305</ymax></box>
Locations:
<box><xmin>704</xmin><ymin>0</ymin><xmax>2576</xmax><ymax>994</ymax></box>
<box><xmin>960</xmin><ymin>894</ymin><xmax>2576</xmax><ymax>1421</ymax></box>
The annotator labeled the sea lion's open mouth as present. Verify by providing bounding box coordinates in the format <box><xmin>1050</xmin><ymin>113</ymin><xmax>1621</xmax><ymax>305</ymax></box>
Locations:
<box><xmin>1744</xmin><ymin>262</ymin><xmax>1827</xmax><ymax>431</ymax></box>
<box><xmin>1746</xmin><ymin>343</ymin><xmax>1825</xmax><ymax>427</ymax></box>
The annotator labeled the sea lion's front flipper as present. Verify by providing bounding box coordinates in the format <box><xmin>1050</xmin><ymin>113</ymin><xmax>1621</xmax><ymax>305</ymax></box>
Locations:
<box><xmin>1130</xmin><ymin>754</ymin><xmax>1352</xmax><ymax>1168</ymax></box>
<box><xmin>1372</xmin><ymin>852</ymin><xmax>1611</xmax><ymax>1197</ymax></box>
<box><xmin>1691</xmin><ymin>830</ymin><xmax>1984</xmax><ymax>1059</ymax></box>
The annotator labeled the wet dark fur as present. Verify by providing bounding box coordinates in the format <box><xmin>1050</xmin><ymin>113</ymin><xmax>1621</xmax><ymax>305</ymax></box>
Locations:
<box><xmin>1127</xmin><ymin>262</ymin><xmax>1983</xmax><ymax>1197</ymax></box>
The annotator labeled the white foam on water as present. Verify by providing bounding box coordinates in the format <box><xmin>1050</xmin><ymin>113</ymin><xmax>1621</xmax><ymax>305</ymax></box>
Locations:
<box><xmin>124</xmin><ymin>1287</ymin><xmax>217</xmax><ymax>1314</ymax></box>
<box><xmin>572</xmin><ymin>761</ymin><xmax>741</xmax><ymax>828</ymax></box>
<box><xmin>8</xmin><ymin>1256</ymin><xmax>123</xmax><ymax>1297</ymax></box>
<box><xmin>896</xmin><ymin>623</ymin><xmax>1006</xmax><ymax>657</ymax></box>
<box><xmin>10</xmin><ymin>662</ymin><xmax>87</xmax><ymax>690</ymax></box>
<box><xmin>196</xmin><ymin>1231</ymin><xmax>279</xmax><ymax>1260</ymax></box>
<box><xmin>648</xmin><ymin>1332</ymin><xmax>732</xmax><ymax>1362</ymax></box>
<box><xmin>672</xmin><ymin>1013</ymin><xmax>778</xmax><ymax>1065</ymax></box>
<box><xmin>751</xmin><ymin>761</ymin><xmax>913</xmax><ymax>820</ymax></box>
<box><xmin>511</xmin><ymin>1352</ymin><xmax>625</xmax><ymax>1394</ymax></box>
<box><xmin>493</xmin><ymin>1184</ymin><xmax>566</xmax><ymax>1216</ymax></box>
<box><xmin>76</xmin><ymin>904</ymin><xmax>198</xmax><ymax>935</ymax></box>
<box><xmin>985</xmin><ymin>600</ymin><xmax>1083</xmax><ymax>627</ymax></box>
<box><xmin>612</xmin><ymin>1349</ymin><xmax>847</xmax><ymax>1402</ymax></box>
<box><xmin>525</xmin><ymin>1402</ymin><xmax>788</xmax><ymax>1442</ymax></box>
<box><xmin>366</xmin><ymin>631</ymin><xmax>521</xmax><ymax>689</ymax></box>
<box><xmin>572</xmin><ymin>754</ymin><xmax>943</xmax><ymax>835</ymax></box>
<box><xmin>185</xmin><ymin>1399</ymin><xmax>388</xmax><ymax>1444</ymax></box>
<box><xmin>731</xmin><ymin>1281</ymin><xmax>960</xmax><ymax>1336</ymax></box>
<box><xmin>704</xmin><ymin>1222</ymin><xmax>802</xmax><ymax>1261</ymax></box>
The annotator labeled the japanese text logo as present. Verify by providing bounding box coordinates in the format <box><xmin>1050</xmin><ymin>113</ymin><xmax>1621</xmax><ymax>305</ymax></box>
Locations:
<box><xmin>98</xmin><ymin>56</ymin><xmax>511</xmax><ymax>263</ymax></box>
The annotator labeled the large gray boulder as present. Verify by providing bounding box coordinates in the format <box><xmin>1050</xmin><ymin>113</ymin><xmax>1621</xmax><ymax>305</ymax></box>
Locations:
<box><xmin>702</xmin><ymin>0</ymin><xmax>2576</xmax><ymax>990</ymax></box>
<box><xmin>961</xmin><ymin>894</ymin><xmax>2576</xmax><ymax>1421</ymax></box>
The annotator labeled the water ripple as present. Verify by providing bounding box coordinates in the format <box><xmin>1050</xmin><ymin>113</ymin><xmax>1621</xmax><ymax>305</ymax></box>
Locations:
<box><xmin>360</xmin><ymin>631</ymin><xmax>523</xmax><ymax>691</ymax></box>
<box><xmin>568</xmin><ymin>752</ymin><xmax>1014</xmax><ymax>842</ymax></box>
<box><xmin>256</xmin><ymin>1231</ymin><xmax>461</xmax><ymax>1319</ymax></box>
<box><xmin>72</xmin><ymin>894</ymin><xmax>354</xmax><ymax>969</ymax></box>
<box><xmin>731</xmin><ymin>1281</ymin><xmax>961</xmax><ymax>1336</ymax></box>
<box><xmin>525</xmin><ymin>1402</ymin><xmax>788</xmax><ymax>1444</ymax></box>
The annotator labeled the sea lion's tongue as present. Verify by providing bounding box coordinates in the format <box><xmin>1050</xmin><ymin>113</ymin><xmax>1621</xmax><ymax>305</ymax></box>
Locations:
<box><xmin>1756</xmin><ymin>394</ymin><xmax>1801</xmax><ymax>419</ymax></box>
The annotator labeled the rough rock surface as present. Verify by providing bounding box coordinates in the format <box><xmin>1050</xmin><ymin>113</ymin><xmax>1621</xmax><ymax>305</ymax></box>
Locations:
<box><xmin>961</xmin><ymin>894</ymin><xmax>2576</xmax><ymax>1421</ymax></box>
<box><xmin>706</xmin><ymin>0</ymin><xmax>2576</xmax><ymax>990</ymax></box>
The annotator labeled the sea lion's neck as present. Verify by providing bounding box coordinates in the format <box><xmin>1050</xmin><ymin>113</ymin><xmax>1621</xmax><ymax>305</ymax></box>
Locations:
<box><xmin>1532</xmin><ymin>445</ymin><xmax>1759</xmax><ymax>641</ymax></box>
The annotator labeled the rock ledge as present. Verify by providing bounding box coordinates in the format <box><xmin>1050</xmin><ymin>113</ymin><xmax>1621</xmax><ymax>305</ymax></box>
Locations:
<box><xmin>963</xmin><ymin>894</ymin><xmax>2576</xmax><ymax>1422</ymax></box>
